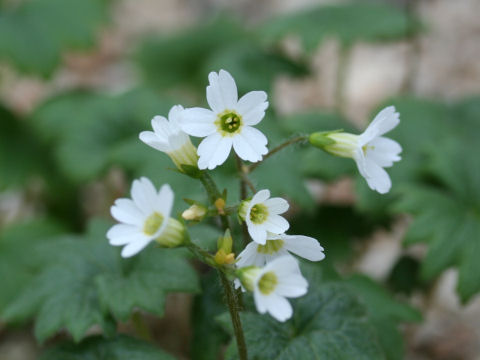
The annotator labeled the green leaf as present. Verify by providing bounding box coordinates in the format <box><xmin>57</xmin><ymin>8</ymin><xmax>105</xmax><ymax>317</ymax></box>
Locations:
<box><xmin>0</xmin><ymin>0</ymin><xmax>109</xmax><ymax>76</ymax></box>
<box><xmin>0</xmin><ymin>218</ymin><xmax>66</xmax><ymax>312</ymax></box>
<box><xmin>136</xmin><ymin>16</ymin><xmax>306</xmax><ymax>94</ymax></box>
<box><xmin>2</xmin><ymin>219</ymin><xmax>199</xmax><ymax>342</ymax></box>
<box><xmin>39</xmin><ymin>335</ymin><xmax>175</xmax><ymax>360</ymax></box>
<box><xmin>260</xmin><ymin>1</ymin><xmax>419</xmax><ymax>52</ymax></box>
<box><xmin>0</xmin><ymin>104</ymin><xmax>50</xmax><ymax>189</ymax></box>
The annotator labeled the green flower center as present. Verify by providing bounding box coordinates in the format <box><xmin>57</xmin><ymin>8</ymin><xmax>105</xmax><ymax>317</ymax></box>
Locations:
<box><xmin>257</xmin><ymin>239</ymin><xmax>284</xmax><ymax>254</ymax></box>
<box><xmin>249</xmin><ymin>204</ymin><xmax>269</xmax><ymax>224</ymax></box>
<box><xmin>362</xmin><ymin>144</ymin><xmax>374</xmax><ymax>155</ymax></box>
<box><xmin>216</xmin><ymin>110</ymin><xmax>242</xmax><ymax>135</ymax></box>
<box><xmin>258</xmin><ymin>271</ymin><xmax>278</xmax><ymax>295</ymax></box>
<box><xmin>143</xmin><ymin>212</ymin><xmax>164</xmax><ymax>236</ymax></box>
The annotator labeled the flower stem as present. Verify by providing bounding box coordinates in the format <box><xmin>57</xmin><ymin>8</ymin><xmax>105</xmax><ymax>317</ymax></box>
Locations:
<box><xmin>248</xmin><ymin>135</ymin><xmax>308</xmax><ymax>173</ymax></box>
<box><xmin>219</xmin><ymin>271</ymin><xmax>248</xmax><ymax>360</ymax></box>
<box><xmin>199</xmin><ymin>171</ymin><xmax>229</xmax><ymax>230</ymax></box>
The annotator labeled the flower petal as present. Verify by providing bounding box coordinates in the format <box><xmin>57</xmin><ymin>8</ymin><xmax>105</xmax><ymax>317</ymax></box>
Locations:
<box><xmin>107</xmin><ymin>224</ymin><xmax>142</xmax><ymax>245</ymax></box>
<box><xmin>239</xmin><ymin>126</ymin><xmax>268</xmax><ymax>156</ymax></box>
<box><xmin>139</xmin><ymin>131</ymin><xmax>170</xmax><ymax>152</ymax></box>
<box><xmin>154</xmin><ymin>184</ymin><xmax>174</xmax><ymax>228</ymax></box>
<box><xmin>250</xmin><ymin>189</ymin><xmax>271</xmax><ymax>205</ymax></box>
<box><xmin>366</xmin><ymin>136</ymin><xmax>402</xmax><ymax>168</ymax></box>
<box><xmin>236</xmin><ymin>91</ymin><xmax>268</xmax><ymax>126</ymax></box>
<box><xmin>168</xmin><ymin>104</ymin><xmax>184</xmax><ymax>125</ymax></box>
<box><xmin>248</xmin><ymin>223</ymin><xmax>267</xmax><ymax>245</ymax></box>
<box><xmin>179</xmin><ymin>107</ymin><xmax>216</xmax><ymax>137</ymax></box>
<box><xmin>111</xmin><ymin>198</ymin><xmax>144</xmax><ymax>226</ymax></box>
<box><xmin>131</xmin><ymin>177</ymin><xmax>157</xmax><ymax>214</ymax></box>
<box><xmin>264</xmin><ymin>215</ymin><xmax>289</xmax><ymax>235</ymax></box>
<box><xmin>364</xmin><ymin>157</ymin><xmax>392</xmax><ymax>194</ymax></box>
<box><xmin>232</xmin><ymin>134</ymin><xmax>263</xmax><ymax>163</ymax></box>
<box><xmin>206</xmin><ymin>69</ymin><xmax>238</xmax><ymax>112</ymax></box>
<box><xmin>265</xmin><ymin>293</ymin><xmax>293</xmax><ymax>322</ymax></box>
<box><xmin>283</xmin><ymin>234</ymin><xmax>325</xmax><ymax>261</ymax></box>
<box><xmin>236</xmin><ymin>242</ymin><xmax>264</xmax><ymax>267</ymax></box>
<box><xmin>360</xmin><ymin>106</ymin><xmax>400</xmax><ymax>144</ymax></box>
<box><xmin>121</xmin><ymin>237</ymin><xmax>152</xmax><ymax>258</ymax></box>
<box><xmin>264</xmin><ymin>197</ymin><xmax>289</xmax><ymax>215</ymax></box>
<box><xmin>151</xmin><ymin>115</ymin><xmax>171</xmax><ymax>139</ymax></box>
<box><xmin>276</xmin><ymin>272</ymin><xmax>308</xmax><ymax>298</ymax></box>
<box><xmin>197</xmin><ymin>134</ymin><xmax>233</xmax><ymax>170</ymax></box>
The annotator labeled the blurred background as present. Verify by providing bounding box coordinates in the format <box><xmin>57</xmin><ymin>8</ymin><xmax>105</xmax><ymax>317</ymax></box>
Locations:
<box><xmin>1</xmin><ymin>0</ymin><xmax>480</xmax><ymax>359</ymax></box>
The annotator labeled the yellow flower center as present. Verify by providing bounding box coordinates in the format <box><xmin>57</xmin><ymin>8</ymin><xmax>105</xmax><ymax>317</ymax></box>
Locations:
<box><xmin>258</xmin><ymin>271</ymin><xmax>278</xmax><ymax>295</ymax></box>
<box><xmin>143</xmin><ymin>212</ymin><xmax>164</xmax><ymax>236</ymax></box>
<box><xmin>257</xmin><ymin>239</ymin><xmax>284</xmax><ymax>254</ymax></box>
<box><xmin>362</xmin><ymin>144</ymin><xmax>375</xmax><ymax>156</ymax></box>
<box><xmin>215</xmin><ymin>110</ymin><xmax>242</xmax><ymax>135</ymax></box>
<box><xmin>249</xmin><ymin>204</ymin><xmax>269</xmax><ymax>224</ymax></box>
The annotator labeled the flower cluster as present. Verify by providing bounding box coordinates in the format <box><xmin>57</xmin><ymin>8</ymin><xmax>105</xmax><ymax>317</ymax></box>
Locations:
<box><xmin>106</xmin><ymin>69</ymin><xmax>402</xmax><ymax>323</ymax></box>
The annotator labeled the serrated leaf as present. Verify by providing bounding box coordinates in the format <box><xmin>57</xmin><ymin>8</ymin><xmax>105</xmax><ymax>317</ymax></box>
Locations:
<box><xmin>0</xmin><ymin>218</ymin><xmax>66</xmax><ymax>312</ymax></box>
<box><xmin>2</xmin><ymin>219</ymin><xmax>199</xmax><ymax>342</ymax></box>
<box><xmin>0</xmin><ymin>0</ymin><xmax>109</xmax><ymax>76</ymax></box>
<box><xmin>39</xmin><ymin>335</ymin><xmax>175</xmax><ymax>360</ymax></box>
<box><xmin>260</xmin><ymin>2</ymin><xmax>419</xmax><ymax>52</ymax></box>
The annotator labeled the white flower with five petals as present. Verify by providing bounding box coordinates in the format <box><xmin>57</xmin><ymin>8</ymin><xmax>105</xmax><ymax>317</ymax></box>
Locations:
<box><xmin>310</xmin><ymin>106</ymin><xmax>402</xmax><ymax>194</ymax></box>
<box><xmin>237</xmin><ymin>256</ymin><xmax>308</xmax><ymax>322</ymax></box>
<box><xmin>236</xmin><ymin>233</ymin><xmax>325</xmax><ymax>268</ymax></box>
<box><xmin>107</xmin><ymin>177</ymin><xmax>176</xmax><ymax>257</ymax></box>
<box><xmin>238</xmin><ymin>189</ymin><xmax>290</xmax><ymax>245</ymax></box>
<box><xmin>139</xmin><ymin>105</ymin><xmax>198</xmax><ymax>170</ymax></box>
<box><xmin>179</xmin><ymin>69</ymin><xmax>269</xmax><ymax>170</ymax></box>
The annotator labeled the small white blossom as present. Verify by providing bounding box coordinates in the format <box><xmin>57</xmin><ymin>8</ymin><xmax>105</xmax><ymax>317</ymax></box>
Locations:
<box><xmin>310</xmin><ymin>106</ymin><xmax>402</xmax><ymax>194</ymax></box>
<box><xmin>238</xmin><ymin>189</ymin><xmax>289</xmax><ymax>245</ymax></box>
<box><xmin>107</xmin><ymin>177</ymin><xmax>179</xmax><ymax>257</ymax></box>
<box><xmin>238</xmin><ymin>256</ymin><xmax>308</xmax><ymax>322</ymax></box>
<box><xmin>179</xmin><ymin>69</ymin><xmax>269</xmax><ymax>170</ymax></box>
<box><xmin>236</xmin><ymin>233</ymin><xmax>325</xmax><ymax>268</ymax></box>
<box><xmin>139</xmin><ymin>105</ymin><xmax>198</xmax><ymax>170</ymax></box>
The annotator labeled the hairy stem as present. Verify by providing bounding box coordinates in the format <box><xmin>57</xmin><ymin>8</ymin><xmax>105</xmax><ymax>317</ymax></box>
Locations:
<box><xmin>248</xmin><ymin>135</ymin><xmax>308</xmax><ymax>173</ymax></box>
<box><xmin>219</xmin><ymin>271</ymin><xmax>248</xmax><ymax>360</ymax></box>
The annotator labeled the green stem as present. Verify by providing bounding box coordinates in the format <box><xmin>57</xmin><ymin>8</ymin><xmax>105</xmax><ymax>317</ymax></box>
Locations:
<box><xmin>248</xmin><ymin>135</ymin><xmax>308</xmax><ymax>173</ymax></box>
<box><xmin>199</xmin><ymin>172</ymin><xmax>229</xmax><ymax>231</ymax></box>
<box><xmin>131</xmin><ymin>311</ymin><xmax>152</xmax><ymax>341</ymax></box>
<box><xmin>219</xmin><ymin>271</ymin><xmax>248</xmax><ymax>360</ymax></box>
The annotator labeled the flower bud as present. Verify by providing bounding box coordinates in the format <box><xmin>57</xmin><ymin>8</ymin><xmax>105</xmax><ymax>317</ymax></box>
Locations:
<box><xmin>309</xmin><ymin>131</ymin><xmax>359</xmax><ymax>159</ymax></box>
<box><xmin>154</xmin><ymin>218</ymin><xmax>186</xmax><ymax>248</ymax></box>
<box><xmin>214</xmin><ymin>198</ymin><xmax>226</xmax><ymax>215</ymax></box>
<box><xmin>182</xmin><ymin>204</ymin><xmax>207</xmax><ymax>221</ymax></box>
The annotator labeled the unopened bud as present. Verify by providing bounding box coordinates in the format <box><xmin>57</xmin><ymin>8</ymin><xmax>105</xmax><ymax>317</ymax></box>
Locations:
<box><xmin>182</xmin><ymin>204</ymin><xmax>207</xmax><ymax>221</ymax></box>
<box><xmin>309</xmin><ymin>131</ymin><xmax>359</xmax><ymax>159</ymax></box>
<box><xmin>214</xmin><ymin>198</ymin><xmax>226</xmax><ymax>215</ymax></box>
<box><xmin>214</xmin><ymin>249</ymin><xmax>236</xmax><ymax>265</ymax></box>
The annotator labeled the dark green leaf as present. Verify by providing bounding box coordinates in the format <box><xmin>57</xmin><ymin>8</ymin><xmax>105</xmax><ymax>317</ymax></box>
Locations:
<box><xmin>39</xmin><ymin>335</ymin><xmax>175</xmax><ymax>360</ymax></box>
<box><xmin>2</xmin><ymin>219</ymin><xmax>199</xmax><ymax>342</ymax></box>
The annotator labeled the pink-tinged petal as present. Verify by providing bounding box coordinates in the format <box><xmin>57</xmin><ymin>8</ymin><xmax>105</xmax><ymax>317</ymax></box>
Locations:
<box><xmin>264</xmin><ymin>215</ymin><xmax>289</xmax><ymax>235</ymax></box>
<box><xmin>232</xmin><ymin>134</ymin><xmax>263</xmax><ymax>163</ymax></box>
<box><xmin>366</xmin><ymin>136</ymin><xmax>402</xmax><ymax>168</ymax></box>
<box><xmin>364</xmin><ymin>158</ymin><xmax>392</xmax><ymax>194</ymax></box>
<box><xmin>107</xmin><ymin>224</ymin><xmax>142</xmax><ymax>245</ymax></box>
<box><xmin>198</xmin><ymin>135</ymin><xmax>232</xmax><ymax>170</ymax></box>
<box><xmin>250</xmin><ymin>189</ymin><xmax>271</xmax><ymax>205</ymax></box>
<box><xmin>360</xmin><ymin>106</ymin><xmax>400</xmax><ymax>144</ymax></box>
<box><xmin>248</xmin><ymin>224</ymin><xmax>267</xmax><ymax>245</ymax></box>
<box><xmin>239</xmin><ymin>126</ymin><xmax>268</xmax><ymax>156</ymax></box>
<box><xmin>111</xmin><ymin>198</ymin><xmax>144</xmax><ymax>226</ymax></box>
<box><xmin>264</xmin><ymin>197</ymin><xmax>289</xmax><ymax>215</ymax></box>
<box><xmin>236</xmin><ymin>91</ymin><xmax>268</xmax><ymax>126</ymax></box>
<box><xmin>179</xmin><ymin>107</ymin><xmax>216</xmax><ymax>137</ymax></box>
<box><xmin>206</xmin><ymin>70</ymin><xmax>238</xmax><ymax>112</ymax></box>
<box><xmin>121</xmin><ymin>237</ymin><xmax>153</xmax><ymax>258</ymax></box>
<box><xmin>131</xmin><ymin>177</ymin><xmax>157</xmax><ymax>214</ymax></box>
<box><xmin>283</xmin><ymin>235</ymin><xmax>325</xmax><ymax>262</ymax></box>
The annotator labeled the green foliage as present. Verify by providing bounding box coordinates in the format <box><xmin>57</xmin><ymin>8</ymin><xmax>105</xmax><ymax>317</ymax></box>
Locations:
<box><xmin>0</xmin><ymin>104</ymin><xmax>50</xmax><ymax>189</ymax></box>
<box><xmin>220</xmin><ymin>263</ymin><xmax>419</xmax><ymax>360</ymax></box>
<box><xmin>260</xmin><ymin>1</ymin><xmax>418</xmax><ymax>52</ymax></box>
<box><xmin>1</xmin><ymin>219</ymin><xmax>199</xmax><ymax>342</ymax></box>
<box><xmin>40</xmin><ymin>335</ymin><xmax>175</xmax><ymax>360</ymax></box>
<box><xmin>0</xmin><ymin>218</ymin><xmax>66</xmax><ymax>312</ymax></box>
<box><xmin>0</xmin><ymin>0</ymin><xmax>109</xmax><ymax>76</ymax></box>
<box><xmin>136</xmin><ymin>16</ymin><xmax>306</xmax><ymax>94</ymax></box>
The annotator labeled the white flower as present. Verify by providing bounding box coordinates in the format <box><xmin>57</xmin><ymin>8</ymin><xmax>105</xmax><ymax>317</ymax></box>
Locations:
<box><xmin>179</xmin><ymin>69</ymin><xmax>269</xmax><ymax>170</ymax></box>
<box><xmin>139</xmin><ymin>105</ymin><xmax>198</xmax><ymax>170</ymax></box>
<box><xmin>310</xmin><ymin>106</ymin><xmax>402</xmax><ymax>194</ymax></box>
<box><xmin>237</xmin><ymin>256</ymin><xmax>308</xmax><ymax>322</ymax></box>
<box><xmin>238</xmin><ymin>189</ymin><xmax>290</xmax><ymax>245</ymax></box>
<box><xmin>236</xmin><ymin>233</ymin><xmax>325</xmax><ymax>268</ymax></box>
<box><xmin>107</xmin><ymin>177</ymin><xmax>179</xmax><ymax>258</ymax></box>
